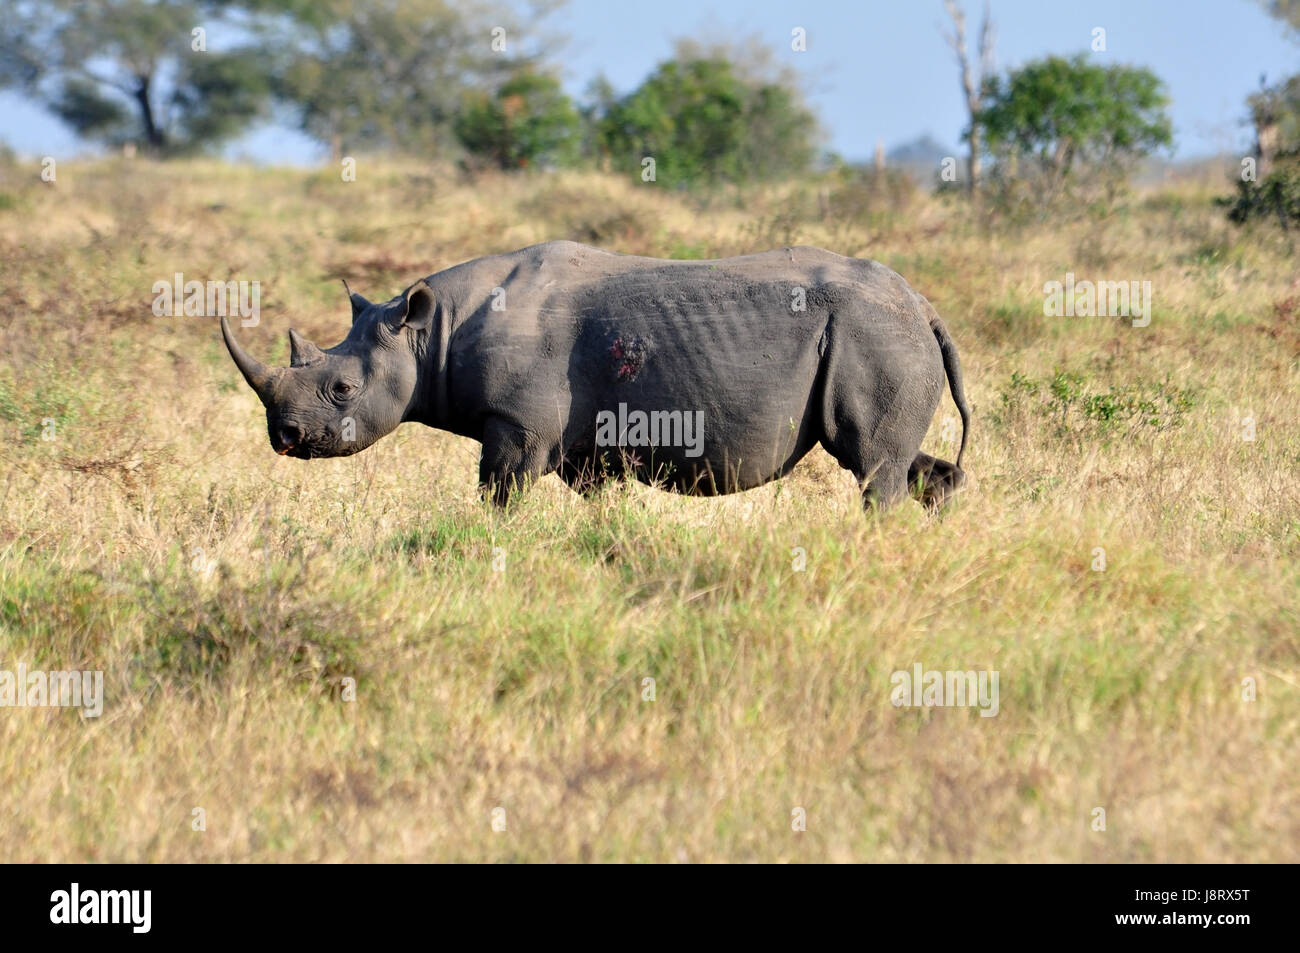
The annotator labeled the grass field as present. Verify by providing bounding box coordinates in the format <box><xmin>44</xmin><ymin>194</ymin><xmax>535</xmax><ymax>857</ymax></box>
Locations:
<box><xmin>0</xmin><ymin>157</ymin><xmax>1296</xmax><ymax>862</ymax></box>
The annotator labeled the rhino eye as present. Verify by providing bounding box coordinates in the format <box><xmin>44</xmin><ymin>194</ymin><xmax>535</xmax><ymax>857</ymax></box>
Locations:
<box><xmin>332</xmin><ymin>380</ymin><xmax>357</xmax><ymax>400</ymax></box>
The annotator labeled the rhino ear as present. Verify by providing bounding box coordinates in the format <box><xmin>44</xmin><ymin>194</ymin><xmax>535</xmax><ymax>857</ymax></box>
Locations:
<box><xmin>342</xmin><ymin>279</ymin><xmax>371</xmax><ymax>324</ymax></box>
<box><xmin>390</xmin><ymin>281</ymin><xmax>435</xmax><ymax>333</ymax></box>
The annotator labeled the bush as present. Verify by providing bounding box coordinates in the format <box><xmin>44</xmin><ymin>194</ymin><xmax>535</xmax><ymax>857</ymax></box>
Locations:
<box><xmin>454</xmin><ymin>70</ymin><xmax>581</xmax><ymax>171</ymax></box>
<box><xmin>1219</xmin><ymin>161</ymin><xmax>1300</xmax><ymax>229</ymax></box>
<box><xmin>992</xmin><ymin>369</ymin><xmax>1196</xmax><ymax>451</ymax></box>
<box><xmin>597</xmin><ymin>56</ymin><xmax>817</xmax><ymax>187</ymax></box>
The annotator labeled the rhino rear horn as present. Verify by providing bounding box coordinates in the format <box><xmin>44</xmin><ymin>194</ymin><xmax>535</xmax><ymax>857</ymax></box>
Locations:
<box><xmin>342</xmin><ymin>279</ymin><xmax>371</xmax><ymax>324</ymax></box>
<box><xmin>221</xmin><ymin>315</ymin><xmax>279</xmax><ymax>406</ymax></box>
<box><xmin>288</xmin><ymin>328</ymin><xmax>325</xmax><ymax>367</ymax></box>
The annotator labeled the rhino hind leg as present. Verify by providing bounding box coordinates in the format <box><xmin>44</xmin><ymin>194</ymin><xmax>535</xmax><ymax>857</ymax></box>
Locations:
<box><xmin>818</xmin><ymin>374</ymin><xmax>935</xmax><ymax>514</ymax></box>
<box><xmin>908</xmin><ymin>451</ymin><xmax>966</xmax><ymax>511</ymax></box>
<box><xmin>820</xmin><ymin>419</ymin><xmax>917</xmax><ymax>513</ymax></box>
<box><xmin>862</xmin><ymin>461</ymin><xmax>912</xmax><ymax>512</ymax></box>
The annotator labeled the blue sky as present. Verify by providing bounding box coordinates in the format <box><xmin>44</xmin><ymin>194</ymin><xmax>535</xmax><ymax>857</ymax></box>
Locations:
<box><xmin>0</xmin><ymin>0</ymin><xmax>1293</xmax><ymax>163</ymax></box>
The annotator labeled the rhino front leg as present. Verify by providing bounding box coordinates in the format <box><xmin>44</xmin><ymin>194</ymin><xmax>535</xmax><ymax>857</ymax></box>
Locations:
<box><xmin>478</xmin><ymin>417</ymin><xmax>553</xmax><ymax>506</ymax></box>
<box><xmin>558</xmin><ymin>452</ymin><xmax>617</xmax><ymax>497</ymax></box>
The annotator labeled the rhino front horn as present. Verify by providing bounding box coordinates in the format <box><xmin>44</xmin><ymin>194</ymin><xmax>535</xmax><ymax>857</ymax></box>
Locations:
<box><xmin>221</xmin><ymin>315</ymin><xmax>279</xmax><ymax>405</ymax></box>
<box><xmin>288</xmin><ymin>328</ymin><xmax>325</xmax><ymax>367</ymax></box>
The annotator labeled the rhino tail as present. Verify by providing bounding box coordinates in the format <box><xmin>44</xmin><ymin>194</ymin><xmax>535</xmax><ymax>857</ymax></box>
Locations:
<box><xmin>930</xmin><ymin>315</ymin><xmax>970</xmax><ymax>469</ymax></box>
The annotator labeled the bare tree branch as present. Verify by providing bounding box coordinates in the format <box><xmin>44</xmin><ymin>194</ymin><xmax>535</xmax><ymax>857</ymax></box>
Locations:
<box><xmin>944</xmin><ymin>0</ymin><xmax>990</xmax><ymax>193</ymax></box>
<box><xmin>979</xmin><ymin>2</ymin><xmax>995</xmax><ymax>78</ymax></box>
<box><xmin>68</xmin><ymin>64</ymin><xmax>136</xmax><ymax>98</ymax></box>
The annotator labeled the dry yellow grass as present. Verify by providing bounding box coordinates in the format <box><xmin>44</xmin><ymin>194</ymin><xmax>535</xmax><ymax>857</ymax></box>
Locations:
<box><xmin>0</xmin><ymin>157</ymin><xmax>1296</xmax><ymax>861</ymax></box>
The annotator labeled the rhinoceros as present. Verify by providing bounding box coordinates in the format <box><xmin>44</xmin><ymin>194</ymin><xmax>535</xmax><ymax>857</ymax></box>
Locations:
<box><xmin>221</xmin><ymin>241</ymin><xmax>970</xmax><ymax>510</ymax></box>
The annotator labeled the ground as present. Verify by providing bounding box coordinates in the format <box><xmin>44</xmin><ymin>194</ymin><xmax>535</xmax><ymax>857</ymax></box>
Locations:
<box><xmin>0</xmin><ymin>158</ymin><xmax>1296</xmax><ymax>861</ymax></box>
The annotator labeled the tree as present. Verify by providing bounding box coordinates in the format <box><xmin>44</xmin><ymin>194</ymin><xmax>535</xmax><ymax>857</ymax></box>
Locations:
<box><xmin>262</xmin><ymin>0</ymin><xmax>552</xmax><ymax>161</ymax></box>
<box><xmin>1261</xmin><ymin>0</ymin><xmax>1300</xmax><ymax>34</ymax></box>
<box><xmin>1222</xmin><ymin>76</ymin><xmax>1300</xmax><ymax>229</ymax></box>
<box><xmin>597</xmin><ymin>48</ymin><xmax>818</xmax><ymax>186</ymax></box>
<box><xmin>1215</xmin><ymin>5</ymin><xmax>1300</xmax><ymax>227</ymax></box>
<box><xmin>1251</xmin><ymin>3</ymin><xmax>1300</xmax><ymax>178</ymax></box>
<box><xmin>1246</xmin><ymin>75</ymin><xmax>1300</xmax><ymax>179</ymax></box>
<box><xmin>454</xmin><ymin>69</ymin><xmax>580</xmax><ymax>169</ymax></box>
<box><xmin>942</xmin><ymin>0</ymin><xmax>995</xmax><ymax>192</ymax></box>
<box><xmin>0</xmin><ymin>0</ymin><xmax>269</xmax><ymax>153</ymax></box>
<box><xmin>975</xmin><ymin>54</ymin><xmax>1172</xmax><ymax>203</ymax></box>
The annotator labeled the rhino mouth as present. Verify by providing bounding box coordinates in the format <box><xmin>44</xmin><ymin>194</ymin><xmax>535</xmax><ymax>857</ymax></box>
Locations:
<box><xmin>279</xmin><ymin>441</ymin><xmax>364</xmax><ymax>460</ymax></box>
<box><xmin>273</xmin><ymin>439</ymin><xmax>319</xmax><ymax>459</ymax></box>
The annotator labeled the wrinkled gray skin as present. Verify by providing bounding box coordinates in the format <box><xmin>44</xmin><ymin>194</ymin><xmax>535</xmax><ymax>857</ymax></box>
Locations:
<box><xmin>222</xmin><ymin>241</ymin><xmax>970</xmax><ymax>510</ymax></box>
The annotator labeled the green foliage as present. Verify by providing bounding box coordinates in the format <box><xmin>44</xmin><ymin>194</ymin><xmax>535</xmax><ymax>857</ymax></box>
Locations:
<box><xmin>268</xmin><ymin>0</ymin><xmax>527</xmax><ymax>158</ymax></box>
<box><xmin>993</xmin><ymin>369</ymin><xmax>1195</xmax><ymax>448</ymax></box>
<box><xmin>51</xmin><ymin>78</ymin><xmax>131</xmax><ymax>137</ymax></box>
<box><xmin>0</xmin><ymin>372</ymin><xmax>80</xmax><ymax>442</ymax></box>
<box><xmin>170</xmin><ymin>48</ymin><xmax>273</xmax><ymax>150</ymax></box>
<box><xmin>386</xmin><ymin>516</ymin><xmax>492</xmax><ymax>561</ymax></box>
<box><xmin>1220</xmin><ymin>74</ymin><xmax>1300</xmax><ymax>228</ymax></box>
<box><xmin>978</xmin><ymin>54</ymin><xmax>1172</xmax><ymax>171</ymax></box>
<box><xmin>454</xmin><ymin>70</ymin><xmax>581</xmax><ymax>170</ymax></box>
<box><xmin>737</xmin><ymin>81</ymin><xmax>820</xmax><ymax>181</ymax></box>
<box><xmin>3</xmin><ymin>2</ymin><xmax>822</xmax><ymax>180</ymax></box>
<box><xmin>597</xmin><ymin>56</ymin><xmax>817</xmax><ymax>186</ymax></box>
<box><xmin>1220</xmin><ymin>162</ymin><xmax>1300</xmax><ymax>228</ymax></box>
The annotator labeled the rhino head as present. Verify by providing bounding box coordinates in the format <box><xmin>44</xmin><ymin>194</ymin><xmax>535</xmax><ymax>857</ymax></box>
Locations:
<box><xmin>221</xmin><ymin>280</ymin><xmax>435</xmax><ymax>459</ymax></box>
